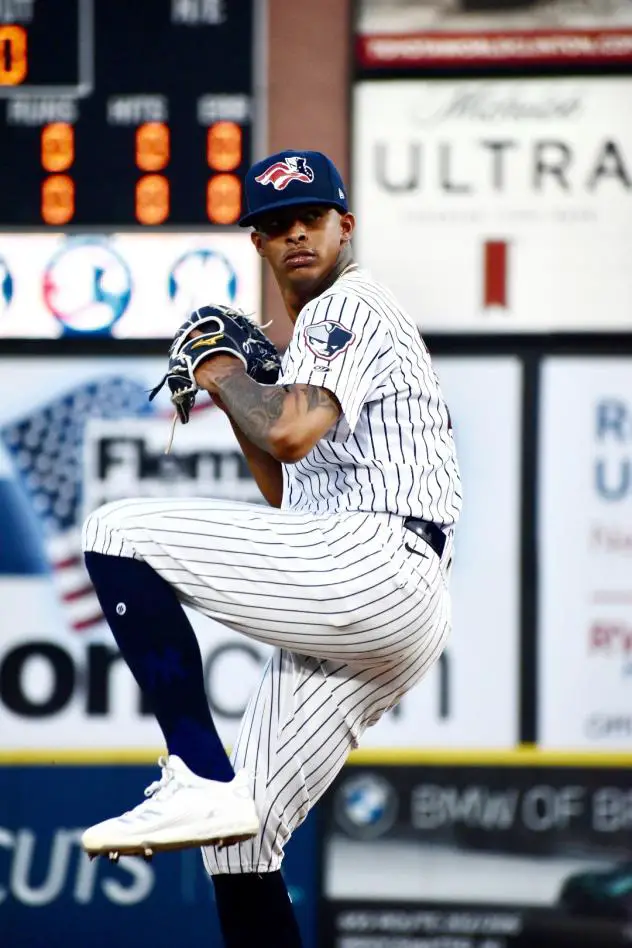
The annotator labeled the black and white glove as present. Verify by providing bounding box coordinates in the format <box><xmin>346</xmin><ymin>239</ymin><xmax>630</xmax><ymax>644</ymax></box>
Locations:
<box><xmin>149</xmin><ymin>304</ymin><xmax>281</xmax><ymax>425</ymax></box>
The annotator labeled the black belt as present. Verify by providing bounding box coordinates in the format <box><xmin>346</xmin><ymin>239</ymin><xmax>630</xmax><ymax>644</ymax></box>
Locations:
<box><xmin>403</xmin><ymin>517</ymin><xmax>446</xmax><ymax>559</ymax></box>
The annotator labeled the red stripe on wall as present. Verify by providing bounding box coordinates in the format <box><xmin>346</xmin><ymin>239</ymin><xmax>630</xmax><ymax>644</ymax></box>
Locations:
<box><xmin>484</xmin><ymin>240</ymin><xmax>508</xmax><ymax>309</ymax></box>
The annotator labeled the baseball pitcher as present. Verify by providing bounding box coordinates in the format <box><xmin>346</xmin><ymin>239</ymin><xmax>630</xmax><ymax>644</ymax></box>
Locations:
<box><xmin>80</xmin><ymin>150</ymin><xmax>462</xmax><ymax>948</ymax></box>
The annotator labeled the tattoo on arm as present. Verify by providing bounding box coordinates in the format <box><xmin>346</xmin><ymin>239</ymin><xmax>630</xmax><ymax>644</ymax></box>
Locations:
<box><xmin>215</xmin><ymin>370</ymin><xmax>340</xmax><ymax>453</ymax></box>
<box><xmin>304</xmin><ymin>384</ymin><xmax>338</xmax><ymax>412</ymax></box>
<box><xmin>218</xmin><ymin>373</ymin><xmax>286</xmax><ymax>448</ymax></box>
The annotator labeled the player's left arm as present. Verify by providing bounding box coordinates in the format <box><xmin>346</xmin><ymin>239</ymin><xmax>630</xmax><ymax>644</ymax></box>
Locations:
<box><xmin>195</xmin><ymin>356</ymin><xmax>340</xmax><ymax>464</ymax></box>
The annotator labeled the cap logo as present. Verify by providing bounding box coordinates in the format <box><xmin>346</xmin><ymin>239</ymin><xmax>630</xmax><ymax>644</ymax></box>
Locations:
<box><xmin>254</xmin><ymin>156</ymin><xmax>315</xmax><ymax>191</ymax></box>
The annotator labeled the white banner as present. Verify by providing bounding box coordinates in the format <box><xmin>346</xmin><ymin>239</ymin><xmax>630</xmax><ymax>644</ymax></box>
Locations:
<box><xmin>356</xmin><ymin>0</ymin><xmax>632</xmax><ymax>67</ymax></box>
<box><xmin>366</xmin><ymin>356</ymin><xmax>522</xmax><ymax>748</ymax></box>
<box><xmin>353</xmin><ymin>78</ymin><xmax>632</xmax><ymax>332</ymax></box>
<box><xmin>539</xmin><ymin>357</ymin><xmax>632</xmax><ymax>749</ymax></box>
<box><xmin>0</xmin><ymin>232</ymin><xmax>260</xmax><ymax>338</ymax></box>
<box><xmin>0</xmin><ymin>355</ymin><xmax>520</xmax><ymax>752</ymax></box>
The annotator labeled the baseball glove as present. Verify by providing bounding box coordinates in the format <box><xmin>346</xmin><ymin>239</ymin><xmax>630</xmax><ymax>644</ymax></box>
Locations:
<box><xmin>149</xmin><ymin>304</ymin><xmax>281</xmax><ymax>425</ymax></box>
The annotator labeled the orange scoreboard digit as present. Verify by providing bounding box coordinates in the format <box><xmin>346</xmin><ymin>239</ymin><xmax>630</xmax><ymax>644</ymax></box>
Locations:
<box><xmin>0</xmin><ymin>24</ymin><xmax>27</xmax><ymax>85</ymax></box>
<box><xmin>206</xmin><ymin>122</ymin><xmax>244</xmax><ymax>225</ymax></box>
<box><xmin>0</xmin><ymin>1</ymin><xmax>255</xmax><ymax>227</ymax></box>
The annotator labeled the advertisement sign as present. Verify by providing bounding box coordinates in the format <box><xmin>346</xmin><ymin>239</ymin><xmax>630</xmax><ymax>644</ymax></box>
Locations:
<box><xmin>0</xmin><ymin>355</ymin><xmax>520</xmax><ymax>753</ymax></box>
<box><xmin>353</xmin><ymin>78</ymin><xmax>632</xmax><ymax>332</ymax></box>
<box><xmin>0</xmin><ymin>765</ymin><xmax>318</xmax><ymax>948</ymax></box>
<box><xmin>322</xmin><ymin>758</ymin><xmax>632</xmax><ymax>948</ymax></box>
<box><xmin>538</xmin><ymin>358</ymin><xmax>632</xmax><ymax>750</ymax></box>
<box><xmin>0</xmin><ymin>356</ymin><xmax>271</xmax><ymax>752</ymax></box>
<box><xmin>0</xmin><ymin>232</ymin><xmax>260</xmax><ymax>338</ymax></box>
<box><xmin>361</xmin><ymin>357</ymin><xmax>521</xmax><ymax>749</ymax></box>
<box><xmin>356</xmin><ymin>0</ymin><xmax>632</xmax><ymax>68</ymax></box>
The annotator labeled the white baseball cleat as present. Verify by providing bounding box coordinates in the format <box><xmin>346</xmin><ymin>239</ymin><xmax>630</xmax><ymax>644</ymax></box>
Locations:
<box><xmin>81</xmin><ymin>755</ymin><xmax>259</xmax><ymax>858</ymax></box>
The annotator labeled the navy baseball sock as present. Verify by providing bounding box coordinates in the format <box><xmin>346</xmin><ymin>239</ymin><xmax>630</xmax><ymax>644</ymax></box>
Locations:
<box><xmin>84</xmin><ymin>552</ymin><xmax>234</xmax><ymax>782</ymax></box>
<box><xmin>212</xmin><ymin>871</ymin><xmax>303</xmax><ymax>948</ymax></box>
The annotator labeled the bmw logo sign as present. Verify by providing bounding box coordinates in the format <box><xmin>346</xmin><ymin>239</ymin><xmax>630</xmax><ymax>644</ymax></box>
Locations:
<box><xmin>334</xmin><ymin>772</ymin><xmax>399</xmax><ymax>840</ymax></box>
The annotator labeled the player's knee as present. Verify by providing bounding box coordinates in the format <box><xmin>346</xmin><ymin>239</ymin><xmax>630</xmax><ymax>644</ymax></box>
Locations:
<box><xmin>81</xmin><ymin>499</ymin><xmax>137</xmax><ymax>554</ymax></box>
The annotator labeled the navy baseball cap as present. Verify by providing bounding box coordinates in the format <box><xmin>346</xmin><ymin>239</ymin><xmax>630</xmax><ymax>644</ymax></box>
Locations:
<box><xmin>239</xmin><ymin>149</ymin><xmax>349</xmax><ymax>227</ymax></box>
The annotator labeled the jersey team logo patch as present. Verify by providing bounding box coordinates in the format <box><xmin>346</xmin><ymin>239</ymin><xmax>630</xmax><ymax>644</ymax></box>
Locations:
<box><xmin>255</xmin><ymin>157</ymin><xmax>315</xmax><ymax>191</ymax></box>
<box><xmin>304</xmin><ymin>320</ymin><xmax>355</xmax><ymax>361</ymax></box>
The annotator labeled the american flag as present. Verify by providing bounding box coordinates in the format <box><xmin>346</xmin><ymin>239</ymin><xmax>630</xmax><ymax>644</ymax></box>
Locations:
<box><xmin>0</xmin><ymin>376</ymin><xmax>154</xmax><ymax>633</ymax></box>
<box><xmin>254</xmin><ymin>156</ymin><xmax>314</xmax><ymax>191</ymax></box>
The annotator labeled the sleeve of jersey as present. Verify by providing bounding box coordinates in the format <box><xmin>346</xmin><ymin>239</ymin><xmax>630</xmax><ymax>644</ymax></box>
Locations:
<box><xmin>278</xmin><ymin>293</ymin><xmax>389</xmax><ymax>433</ymax></box>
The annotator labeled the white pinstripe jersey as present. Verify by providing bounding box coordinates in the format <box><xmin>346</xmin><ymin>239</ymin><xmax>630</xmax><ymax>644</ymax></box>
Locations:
<box><xmin>278</xmin><ymin>266</ymin><xmax>463</xmax><ymax>525</ymax></box>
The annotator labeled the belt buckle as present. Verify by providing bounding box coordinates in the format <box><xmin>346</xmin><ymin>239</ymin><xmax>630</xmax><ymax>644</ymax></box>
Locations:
<box><xmin>404</xmin><ymin>518</ymin><xmax>445</xmax><ymax>559</ymax></box>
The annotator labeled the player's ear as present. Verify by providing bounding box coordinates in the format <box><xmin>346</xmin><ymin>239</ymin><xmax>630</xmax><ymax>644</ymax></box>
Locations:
<box><xmin>250</xmin><ymin>231</ymin><xmax>266</xmax><ymax>256</ymax></box>
<box><xmin>339</xmin><ymin>212</ymin><xmax>355</xmax><ymax>243</ymax></box>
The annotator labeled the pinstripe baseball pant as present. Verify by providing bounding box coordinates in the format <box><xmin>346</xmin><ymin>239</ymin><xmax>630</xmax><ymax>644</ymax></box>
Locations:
<box><xmin>82</xmin><ymin>498</ymin><xmax>453</xmax><ymax>874</ymax></box>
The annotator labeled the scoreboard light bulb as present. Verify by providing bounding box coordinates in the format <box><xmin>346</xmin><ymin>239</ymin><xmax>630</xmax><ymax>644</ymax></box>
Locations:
<box><xmin>41</xmin><ymin>123</ymin><xmax>74</xmax><ymax>172</ymax></box>
<box><xmin>206</xmin><ymin>174</ymin><xmax>241</xmax><ymax>225</ymax></box>
<box><xmin>0</xmin><ymin>25</ymin><xmax>27</xmax><ymax>85</ymax></box>
<box><xmin>207</xmin><ymin>122</ymin><xmax>242</xmax><ymax>172</ymax></box>
<box><xmin>41</xmin><ymin>175</ymin><xmax>75</xmax><ymax>226</ymax></box>
<box><xmin>135</xmin><ymin>122</ymin><xmax>170</xmax><ymax>172</ymax></box>
<box><xmin>135</xmin><ymin>174</ymin><xmax>170</xmax><ymax>225</ymax></box>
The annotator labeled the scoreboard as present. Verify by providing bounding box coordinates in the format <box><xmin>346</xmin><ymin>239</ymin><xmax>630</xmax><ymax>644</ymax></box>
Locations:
<box><xmin>0</xmin><ymin>0</ymin><xmax>256</xmax><ymax>228</ymax></box>
<box><xmin>0</xmin><ymin>1</ymin><xmax>261</xmax><ymax>339</ymax></box>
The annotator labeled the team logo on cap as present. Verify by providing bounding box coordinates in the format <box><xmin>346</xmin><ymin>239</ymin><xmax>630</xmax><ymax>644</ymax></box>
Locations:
<box><xmin>304</xmin><ymin>320</ymin><xmax>355</xmax><ymax>361</ymax></box>
<box><xmin>255</xmin><ymin>156</ymin><xmax>315</xmax><ymax>191</ymax></box>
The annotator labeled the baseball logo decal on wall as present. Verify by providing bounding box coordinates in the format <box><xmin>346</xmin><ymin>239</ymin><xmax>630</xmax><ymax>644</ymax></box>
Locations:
<box><xmin>304</xmin><ymin>321</ymin><xmax>355</xmax><ymax>360</ymax></box>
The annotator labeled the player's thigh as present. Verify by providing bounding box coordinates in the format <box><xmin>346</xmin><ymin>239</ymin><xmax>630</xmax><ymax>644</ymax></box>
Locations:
<box><xmin>83</xmin><ymin>498</ymin><xmax>436</xmax><ymax>667</ymax></box>
<box><xmin>203</xmin><ymin>647</ymin><xmax>355</xmax><ymax>875</ymax></box>
<box><xmin>324</xmin><ymin>575</ymin><xmax>452</xmax><ymax>744</ymax></box>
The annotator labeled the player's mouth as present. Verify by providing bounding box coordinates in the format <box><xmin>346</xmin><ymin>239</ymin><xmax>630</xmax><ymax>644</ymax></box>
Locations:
<box><xmin>284</xmin><ymin>250</ymin><xmax>317</xmax><ymax>269</ymax></box>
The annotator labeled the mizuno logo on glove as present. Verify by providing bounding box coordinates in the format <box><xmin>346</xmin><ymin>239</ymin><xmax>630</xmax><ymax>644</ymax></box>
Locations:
<box><xmin>190</xmin><ymin>333</ymin><xmax>224</xmax><ymax>349</ymax></box>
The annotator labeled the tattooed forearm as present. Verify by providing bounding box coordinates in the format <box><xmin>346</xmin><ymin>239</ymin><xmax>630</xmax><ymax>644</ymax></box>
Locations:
<box><xmin>216</xmin><ymin>373</ymin><xmax>287</xmax><ymax>450</ymax></box>
<box><xmin>210</xmin><ymin>368</ymin><xmax>340</xmax><ymax>456</ymax></box>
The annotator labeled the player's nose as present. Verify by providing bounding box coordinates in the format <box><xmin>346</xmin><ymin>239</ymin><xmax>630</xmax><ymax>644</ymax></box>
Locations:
<box><xmin>285</xmin><ymin>217</ymin><xmax>308</xmax><ymax>241</ymax></box>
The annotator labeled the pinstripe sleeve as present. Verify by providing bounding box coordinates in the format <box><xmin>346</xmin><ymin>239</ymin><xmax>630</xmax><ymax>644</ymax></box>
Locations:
<box><xmin>278</xmin><ymin>292</ymin><xmax>390</xmax><ymax>433</ymax></box>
